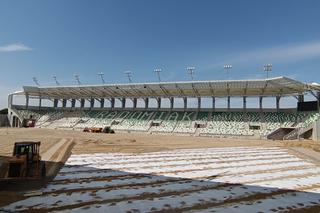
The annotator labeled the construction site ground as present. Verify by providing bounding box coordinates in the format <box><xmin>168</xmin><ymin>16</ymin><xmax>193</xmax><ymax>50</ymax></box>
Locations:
<box><xmin>0</xmin><ymin>128</ymin><xmax>320</xmax><ymax>212</ymax></box>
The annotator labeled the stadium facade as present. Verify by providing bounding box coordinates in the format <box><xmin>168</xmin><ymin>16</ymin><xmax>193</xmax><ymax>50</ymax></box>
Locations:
<box><xmin>7</xmin><ymin>76</ymin><xmax>320</xmax><ymax>140</ymax></box>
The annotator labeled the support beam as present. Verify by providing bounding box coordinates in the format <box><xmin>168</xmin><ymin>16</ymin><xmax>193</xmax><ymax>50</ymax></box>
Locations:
<box><xmin>90</xmin><ymin>98</ymin><xmax>95</xmax><ymax>108</ymax></box>
<box><xmin>62</xmin><ymin>99</ymin><xmax>67</xmax><ymax>108</ymax></box>
<box><xmin>243</xmin><ymin>96</ymin><xmax>247</xmax><ymax>111</ymax></box>
<box><xmin>183</xmin><ymin>97</ymin><xmax>187</xmax><ymax>110</ymax></box>
<box><xmin>133</xmin><ymin>98</ymin><xmax>137</xmax><ymax>109</ymax></box>
<box><xmin>100</xmin><ymin>98</ymin><xmax>105</xmax><ymax>108</ymax></box>
<box><xmin>54</xmin><ymin>98</ymin><xmax>59</xmax><ymax>108</ymax></box>
<box><xmin>212</xmin><ymin>97</ymin><xmax>215</xmax><ymax>111</ymax></box>
<box><xmin>71</xmin><ymin>99</ymin><xmax>75</xmax><ymax>108</ymax></box>
<box><xmin>121</xmin><ymin>98</ymin><xmax>126</xmax><ymax>108</ymax></box>
<box><xmin>157</xmin><ymin>98</ymin><xmax>161</xmax><ymax>109</ymax></box>
<box><xmin>80</xmin><ymin>99</ymin><xmax>85</xmax><ymax>108</ymax></box>
<box><xmin>38</xmin><ymin>98</ymin><xmax>42</xmax><ymax>110</ymax></box>
<box><xmin>145</xmin><ymin>98</ymin><xmax>149</xmax><ymax>109</ymax></box>
<box><xmin>8</xmin><ymin>94</ymin><xmax>13</xmax><ymax>109</ymax></box>
<box><xmin>227</xmin><ymin>96</ymin><xmax>231</xmax><ymax>110</ymax></box>
<box><xmin>25</xmin><ymin>95</ymin><xmax>29</xmax><ymax>109</ymax></box>
<box><xmin>259</xmin><ymin>96</ymin><xmax>263</xmax><ymax>111</ymax></box>
<box><xmin>276</xmin><ymin>96</ymin><xmax>281</xmax><ymax>111</ymax></box>
<box><xmin>298</xmin><ymin>94</ymin><xmax>304</xmax><ymax>102</ymax></box>
<box><xmin>170</xmin><ymin>97</ymin><xmax>174</xmax><ymax>109</ymax></box>
<box><xmin>198</xmin><ymin>97</ymin><xmax>201</xmax><ymax>109</ymax></box>
<box><xmin>111</xmin><ymin>98</ymin><xmax>115</xmax><ymax>109</ymax></box>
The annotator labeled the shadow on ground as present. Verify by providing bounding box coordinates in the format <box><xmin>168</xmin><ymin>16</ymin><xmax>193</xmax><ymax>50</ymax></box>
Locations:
<box><xmin>1</xmin><ymin>161</ymin><xmax>320</xmax><ymax>213</ymax></box>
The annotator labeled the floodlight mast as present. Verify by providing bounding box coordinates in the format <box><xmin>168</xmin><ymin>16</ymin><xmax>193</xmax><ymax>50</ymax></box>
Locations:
<box><xmin>224</xmin><ymin>64</ymin><xmax>232</xmax><ymax>80</ymax></box>
<box><xmin>154</xmin><ymin>68</ymin><xmax>162</xmax><ymax>82</ymax></box>
<box><xmin>73</xmin><ymin>74</ymin><xmax>81</xmax><ymax>85</ymax></box>
<box><xmin>32</xmin><ymin>77</ymin><xmax>40</xmax><ymax>86</ymax></box>
<box><xmin>186</xmin><ymin>66</ymin><xmax>195</xmax><ymax>80</ymax></box>
<box><xmin>52</xmin><ymin>75</ymin><xmax>60</xmax><ymax>86</ymax></box>
<box><xmin>263</xmin><ymin>64</ymin><xmax>272</xmax><ymax>78</ymax></box>
<box><xmin>124</xmin><ymin>70</ymin><xmax>133</xmax><ymax>83</ymax></box>
<box><xmin>98</xmin><ymin>72</ymin><xmax>105</xmax><ymax>84</ymax></box>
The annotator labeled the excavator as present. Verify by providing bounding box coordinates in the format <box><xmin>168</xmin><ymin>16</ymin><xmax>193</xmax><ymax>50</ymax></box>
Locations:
<box><xmin>5</xmin><ymin>141</ymin><xmax>46</xmax><ymax>179</ymax></box>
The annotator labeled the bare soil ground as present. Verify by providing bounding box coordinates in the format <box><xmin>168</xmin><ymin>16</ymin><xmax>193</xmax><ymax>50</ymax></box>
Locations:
<box><xmin>1</xmin><ymin>128</ymin><xmax>319</xmax><ymax>156</ymax></box>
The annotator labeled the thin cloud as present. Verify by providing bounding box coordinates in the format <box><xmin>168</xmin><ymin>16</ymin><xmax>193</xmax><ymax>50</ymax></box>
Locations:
<box><xmin>208</xmin><ymin>40</ymin><xmax>320</xmax><ymax>69</ymax></box>
<box><xmin>0</xmin><ymin>43</ymin><xmax>33</xmax><ymax>52</ymax></box>
<box><xmin>232</xmin><ymin>41</ymin><xmax>320</xmax><ymax>64</ymax></box>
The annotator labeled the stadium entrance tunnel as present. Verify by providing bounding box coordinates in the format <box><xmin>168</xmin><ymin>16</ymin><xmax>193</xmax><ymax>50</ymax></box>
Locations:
<box><xmin>267</xmin><ymin>128</ymin><xmax>296</xmax><ymax>140</ymax></box>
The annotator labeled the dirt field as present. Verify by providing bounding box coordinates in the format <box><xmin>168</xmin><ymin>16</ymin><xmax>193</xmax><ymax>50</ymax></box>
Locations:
<box><xmin>1</xmin><ymin>128</ymin><xmax>320</xmax><ymax>212</ymax></box>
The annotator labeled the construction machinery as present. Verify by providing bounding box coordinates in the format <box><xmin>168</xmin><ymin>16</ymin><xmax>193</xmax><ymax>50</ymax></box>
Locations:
<box><xmin>5</xmin><ymin>141</ymin><xmax>46</xmax><ymax>179</ymax></box>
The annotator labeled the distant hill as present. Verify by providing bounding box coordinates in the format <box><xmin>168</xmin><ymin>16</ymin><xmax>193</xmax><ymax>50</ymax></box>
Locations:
<box><xmin>0</xmin><ymin>108</ymin><xmax>8</xmax><ymax>114</ymax></box>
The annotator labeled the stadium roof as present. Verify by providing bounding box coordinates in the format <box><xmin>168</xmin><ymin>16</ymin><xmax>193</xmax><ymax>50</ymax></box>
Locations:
<box><xmin>16</xmin><ymin>76</ymin><xmax>311</xmax><ymax>99</ymax></box>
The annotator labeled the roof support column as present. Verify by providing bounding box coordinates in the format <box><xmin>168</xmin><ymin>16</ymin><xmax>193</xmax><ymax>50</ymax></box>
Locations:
<box><xmin>145</xmin><ymin>98</ymin><xmax>149</xmax><ymax>109</ymax></box>
<box><xmin>276</xmin><ymin>96</ymin><xmax>281</xmax><ymax>111</ymax></box>
<box><xmin>71</xmin><ymin>99</ymin><xmax>76</xmax><ymax>108</ymax></box>
<box><xmin>8</xmin><ymin>94</ymin><xmax>13</xmax><ymax>109</ymax></box>
<box><xmin>25</xmin><ymin>95</ymin><xmax>29</xmax><ymax>109</ymax></box>
<box><xmin>157</xmin><ymin>98</ymin><xmax>161</xmax><ymax>109</ymax></box>
<box><xmin>54</xmin><ymin>99</ymin><xmax>59</xmax><ymax>108</ymax></box>
<box><xmin>198</xmin><ymin>97</ymin><xmax>201</xmax><ymax>110</ymax></box>
<box><xmin>100</xmin><ymin>98</ymin><xmax>105</xmax><ymax>108</ymax></box>
<box><xmin>111</xmin><ymin>98</ymin><xmax>115</xmax><ymax>109</ymax></box>
<box><xmin>170</xmin><ymin>97</ymin><xmax>174</xmax><ymax>110</ymax></box>
<box><xmin>227</xmin><ymin>96</ymin><xmax>230</xmax><ymax>110</ymax></box>
<box><xmin>80</xmin><ymin>99</ymin><xmax>85</xmax><ymax>108</ymax></box>
<box><xmin>133</xmin><ymin>98</ymin><xmax>137</xmax><ymax>109</ymax></box>
<box><xmin>298</xmin><ymin>94</ymin><xmax>304</xmax><ymax>102</ymax></box>
<box><xmin>243</xmin><ymin>96</ymin><xmax>247</xmax><ymax>111</ymax></box>
<box><xmin>38</xmin><ymin>98</ymin><xmax>42</xmax><ymax>110</ymax></box>
<box><xmin>90</xmin><ymin>98</ymin><xmax>95</xmax><ymax>109</ymax></box>
<box><xmin>121</xmin><ymin>98</ymin><xmax>126</xmax><ymax>108</ymax></box>
<box><xmin>183</xmin><ymin>97</ymin><xmax>187</xmax><ymax>111</ymax></box>
<box><xmin>259</xmin><ymin>96</ymin><xmax>263</xmax><ymax>111</ymax></box>
<box><xmin>212</xmin><ymin>97</ymin><xmax>215</xmax><ymax>111</ymax></box>
<box><xmin>62</xmin><ymin>99</ymin><xmax>67</xmax><ymax>108</ymax></box>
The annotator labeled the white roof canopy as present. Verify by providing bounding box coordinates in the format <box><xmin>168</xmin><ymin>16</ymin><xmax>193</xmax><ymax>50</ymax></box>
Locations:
<box><xmin>19</xmin><ymin>76</ymin><xmax>309</xmax><ymax>99</ymax></box>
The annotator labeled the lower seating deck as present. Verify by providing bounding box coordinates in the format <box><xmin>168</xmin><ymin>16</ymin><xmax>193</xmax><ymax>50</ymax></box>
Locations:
<box><xmin>13</xmin><ymin>108</ymin><xmax>320</xmax><ymax>138</ymax></box>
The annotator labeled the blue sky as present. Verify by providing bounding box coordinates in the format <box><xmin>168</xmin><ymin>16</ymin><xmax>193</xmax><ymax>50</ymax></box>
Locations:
<box><xmin>1</xmin><ymin>0</ymin><xmax>320</xmax><ymax>108</ymax></box>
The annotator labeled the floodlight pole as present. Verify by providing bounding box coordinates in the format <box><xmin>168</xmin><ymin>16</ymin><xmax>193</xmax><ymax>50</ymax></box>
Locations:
<box><xmin>98</xmin><ymin>72</ymin><xmax>105</xmax><ymax>84</ymax></box>
<box><xmin>124</xmin><ymin>70</ymin><xmax>133</xmax><ymax>83</ymax></box>
<box><xmin>32</xmin><ymin>77</ymin><xmax>40</xmax><ymax>86</ymax></box>
<box><xmin>73</xmin><ymin>74</ymin><xmax>81</xmax><ymax>85</ymax></box>
<box><xmin>53</xmin><ymin>75</ymin><xmax>60</xmax><ymax>86</ymax></box>
<box><xmin>224</xmin><ymin>64</ymin><xmax>232</xmax><ymax>80</ymax></box>
<box><xmin>187</xmin><ymin>66</ymin><xmax>195</xmax><ymax>80</ymax></box>
<box><xmin>263</xmin><ymin>64</ymin><xmax>272</xmax><ymax>78</ymax></box>
<box><xmin>154</xmin><ymin>68</ymin><xmax>162</xmax><ymax>82</ymax></box>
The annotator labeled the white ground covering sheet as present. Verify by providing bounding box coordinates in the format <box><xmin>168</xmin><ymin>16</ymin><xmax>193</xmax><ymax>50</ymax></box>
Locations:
<box><xmin>2</xmin><ymin>146</ymin><xmax>320</xmax><ymax>213</ymax></box>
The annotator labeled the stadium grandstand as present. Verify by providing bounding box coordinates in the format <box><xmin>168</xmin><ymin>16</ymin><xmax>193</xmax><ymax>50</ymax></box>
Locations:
<box><xmin>7</xmin><ymin>76</ymin><xmax>320</xmax><ymax>140</ymax></box>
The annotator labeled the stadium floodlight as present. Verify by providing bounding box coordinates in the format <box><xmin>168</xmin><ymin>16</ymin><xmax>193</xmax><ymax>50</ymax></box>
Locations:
<box><xmin>124</xmin><ymin>70</ymin><xmax>133</xmax><ymax>83</ymax></box>
<box><xmin>154</xmin><ymin>68</ymin><xmax>162</xmax><ymax>82</ymax></box>
<box><xmin>224</xmin><ymin>64</ymin><xmax>232</xmax><ymax>80</ymax></box>
<box><xmin>52</xmin><ymin>75</ymin><xmax>60</xmax><ymax>86</ymax></box>
<box><xmin>73</xmin><ymin>74</ymin><xmax>81</xmax><ymax>85</ymax></box>
<box><xmin>32</xmin><ymin>77</ymin><xmax>40</xmax><ymax>86</ymax></box>
<box><xmin>263</xmin><ymin>64</ymin><xmax>272</xmax><ymax>78</ymax></box>
<box><xmin>98</xmin><ymin>72</ymin><xmax>105</xmax><ymax>84</ymax></box>
<box><xmin>186</xmin><ymin>66</ymin><xmax>195</xmax><ymax>80</ymax></box>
